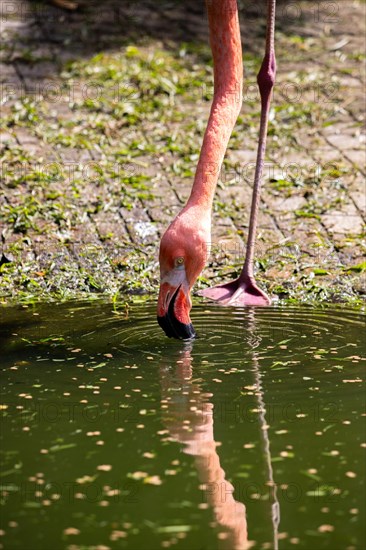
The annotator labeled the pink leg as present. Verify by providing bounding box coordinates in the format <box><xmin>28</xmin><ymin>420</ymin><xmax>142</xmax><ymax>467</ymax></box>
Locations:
<box><xmin>200</xmin><ymin>0</ymin><xmax>277</xmax><ymax>306</ymax></box>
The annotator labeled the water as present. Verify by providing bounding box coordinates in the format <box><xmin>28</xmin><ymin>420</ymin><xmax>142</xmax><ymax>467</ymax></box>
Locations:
<box><xmin>0</xmin><ymin>301</ymin><xmax>365</xmax><ymax>550</ymax></box>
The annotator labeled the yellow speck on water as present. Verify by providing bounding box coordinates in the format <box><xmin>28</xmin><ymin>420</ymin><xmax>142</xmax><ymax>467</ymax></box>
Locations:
<box><xmin>97</xmin><ymin>465</ymin><xmax>112</xmax><ymax>472</ymax></box>
<box><xmin>110</xmin><ymin>531</ymin><xmax>127</xmax><ymax>541</ymax></box>
<box><xmin>130</xmin><ymin>471</ymin><xmax>147</xmax><ymax>480</ymax></box>
<box><xmin>104</xmin><ymin>353</ymin><xmax>113</xmax><ymax>358</ymax></box>
<box><xmin>147</xmin><ymin>356</ymin><xmax>154</xmax><ymax>360</ymax></box>
<box><xmin>318</xmin><ymin>525</ymin><xmax>334</xmax><ymax>533</ymax></box>
<box><xmin>63</xmin><ymin>528</ymin><xmax>80</xmax><ymax>535</ymax></box>
<box><xmin>144</xmin><ymin>475</ymin><xmax>162</xmax><ymax>485</ymax></box>
<box><xmin>76</xmin><ymin>475</ymin><xmax>95</xmax><ymax>484</ymax></box>
<box><xmin>346</xmin><ymin>471</ymin><xmax>357</xmax><ymax>478</ymax></box>
<box><xmin>143</xmin><ymin>452</ymin><xmax>155</xmax><ymax>459</ymax></box>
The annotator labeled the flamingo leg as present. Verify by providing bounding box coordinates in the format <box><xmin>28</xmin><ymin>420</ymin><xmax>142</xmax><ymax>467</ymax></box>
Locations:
<box><xmin>200</xmin><ymin>0</ymin><xmax>277</xmax><ymax>306</ymax></box>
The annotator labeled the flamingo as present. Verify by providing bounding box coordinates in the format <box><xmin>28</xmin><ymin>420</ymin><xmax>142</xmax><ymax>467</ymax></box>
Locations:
<box><xmin>158</xmin><ymin>0</ymin><xmax>276</xmax><ymax>339</ymax></box>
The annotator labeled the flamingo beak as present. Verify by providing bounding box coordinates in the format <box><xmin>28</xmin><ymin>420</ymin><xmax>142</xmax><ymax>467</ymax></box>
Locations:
<box><xmin>157</xmin><ymin>282</ymin><xmax>196</xmax><ymax>340</ymax></box>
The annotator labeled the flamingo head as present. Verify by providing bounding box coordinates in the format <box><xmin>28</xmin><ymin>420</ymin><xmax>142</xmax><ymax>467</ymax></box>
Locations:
<box><xmin>157</xmin><ymin>218</ymin><xmax>208</xmax><ymax>339</ymax></box>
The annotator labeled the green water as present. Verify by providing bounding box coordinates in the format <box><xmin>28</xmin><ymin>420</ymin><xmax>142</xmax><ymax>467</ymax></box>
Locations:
<box><xmin>0</xmin><ymin>301</ymin><xmax>365</xmax><ymax>550</ymax></box>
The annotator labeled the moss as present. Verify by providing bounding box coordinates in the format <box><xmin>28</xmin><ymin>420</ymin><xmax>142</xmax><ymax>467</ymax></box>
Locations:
<box><xmin>1</xmin><ymin>31</ymin><xmax>364</xmax><ymax>309</ymax></box>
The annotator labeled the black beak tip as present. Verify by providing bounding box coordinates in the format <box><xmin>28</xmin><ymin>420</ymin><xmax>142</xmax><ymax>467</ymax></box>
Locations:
<box><xmin>157</xmin><ymin>315</ymin><xmax>196</xmax><ymax>340</ymax></box>
<box><xmin>158</xmin><ymin>284</ymin><xmax>196</xmax><ymax>340</ymax></box>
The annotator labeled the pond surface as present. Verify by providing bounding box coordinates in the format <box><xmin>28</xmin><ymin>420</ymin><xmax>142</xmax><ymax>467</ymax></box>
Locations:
<box><xmin>0</xmin><ymin>301</ymin><xmax>365</xmax><ymax>550</ymax></box>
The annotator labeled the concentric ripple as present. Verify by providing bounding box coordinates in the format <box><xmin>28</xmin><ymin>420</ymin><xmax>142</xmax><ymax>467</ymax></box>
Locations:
<box><xmin>193</xmin><ymin>304</ymin><xmax>364</xmax><ymax>340</ymax></box>
<box><xmin>1</xmin><ymin>300</ymin><xmax>364</xmax><ymax>367</ymax></box>
<box><xmin>72</xmin><ymin>301</ymin><xmax>365</xmax><ymax>369</ymax></box>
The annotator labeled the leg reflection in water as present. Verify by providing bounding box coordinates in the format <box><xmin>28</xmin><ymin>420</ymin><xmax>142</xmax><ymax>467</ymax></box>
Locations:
<box><xmin>159</xmin><ymin>343</ymin><xmax>249</xmax><ymax>550</ymax></box>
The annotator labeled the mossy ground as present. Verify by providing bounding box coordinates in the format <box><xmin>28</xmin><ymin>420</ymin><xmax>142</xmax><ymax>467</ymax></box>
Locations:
<box><xmin>0</xmin><ymin>0</ymin><xmax>365</xmax><ymax>308</ymax></box>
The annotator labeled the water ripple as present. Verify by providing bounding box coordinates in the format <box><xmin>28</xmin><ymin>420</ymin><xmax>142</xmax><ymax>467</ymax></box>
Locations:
<box><xmin>88</xmin><ymin>303</ymin><xmax>365</xmax><ymax>365</ymax></box>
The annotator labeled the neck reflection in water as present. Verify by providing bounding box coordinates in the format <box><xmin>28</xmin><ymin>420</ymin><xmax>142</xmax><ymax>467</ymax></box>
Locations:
<box><xmin>160</xmin><ymin>343</ymin><xmax>248</xmax><ymax>549</ymax></box>
<box><xmin>159</xmin><ymin>310</ymin><xmax>280</xmax><ymax>550</ymax></box>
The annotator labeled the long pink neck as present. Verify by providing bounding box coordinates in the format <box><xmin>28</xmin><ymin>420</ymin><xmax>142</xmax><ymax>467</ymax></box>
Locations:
<box><xmin>186</xmin><ymin>0</ymin><xmax>243</xmax><ymax>211</ymax></box>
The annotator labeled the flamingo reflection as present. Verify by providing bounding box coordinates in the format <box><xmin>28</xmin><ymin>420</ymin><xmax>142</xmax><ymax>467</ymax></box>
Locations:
<box><xmin>159</xmin><ymin>312</ymin><xmax>280</xmax><ymax>549</ymax></box>
<box><xmin>160</xmin><ymin>344</ymin><xmax>249</xmax><ymax>549</ymax></box>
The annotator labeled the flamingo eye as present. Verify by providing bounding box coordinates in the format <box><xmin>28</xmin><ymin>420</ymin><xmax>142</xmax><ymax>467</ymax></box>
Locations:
<box><xmin>174</xmin><ymin>257</ymin><xmax>184</xmax><ymax>268</ymax></box>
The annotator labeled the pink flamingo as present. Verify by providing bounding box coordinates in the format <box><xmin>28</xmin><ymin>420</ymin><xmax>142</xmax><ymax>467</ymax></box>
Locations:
<box><xmin>158</xmin><ymin>0</ymin><xmax>276</xmax><ymax>339</ymax></box>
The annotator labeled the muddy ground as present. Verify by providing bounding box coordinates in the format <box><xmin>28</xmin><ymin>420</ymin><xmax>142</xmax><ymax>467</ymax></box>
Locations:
<box><xmin>0</xmin><ymin>0</ymin><xmax>365</xmax><ymax>307</ymax></box>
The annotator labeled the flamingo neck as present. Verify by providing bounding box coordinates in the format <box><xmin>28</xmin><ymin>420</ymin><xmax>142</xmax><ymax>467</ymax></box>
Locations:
<box><xmin>186</xmin><ymin>0</ymin><xmax>243</xmax><ymax>212</ymax></box>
